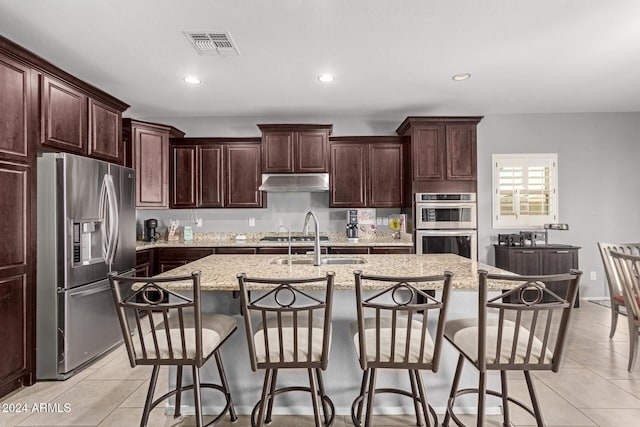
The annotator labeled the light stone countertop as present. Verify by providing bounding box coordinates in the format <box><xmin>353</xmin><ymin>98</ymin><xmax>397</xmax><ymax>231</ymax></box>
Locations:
<box><xmin>136</xmin><ymin>232</ymin><xmax>413</xmax><ymax>251</ymax></box>
<box><xmin>153</xmin><ymin>253</ymin><xmax>516</xmax><ymax>291</ymax></box>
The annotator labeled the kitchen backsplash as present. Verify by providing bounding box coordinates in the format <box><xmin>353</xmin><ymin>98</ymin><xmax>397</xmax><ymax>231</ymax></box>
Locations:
<box><xmin>136</xmin><ymin>192</ymin><xmax>401</xmax><ymax>236</ymax></box>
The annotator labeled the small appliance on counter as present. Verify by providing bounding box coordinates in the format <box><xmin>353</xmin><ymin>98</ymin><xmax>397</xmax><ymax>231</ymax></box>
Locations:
<box><xmin>346</xmin><ymin>209</ymin><xmax>359</xmax><ymax>241</ymax></box>
<box><xmin>144</xmin><ymin>218</ymin><xmax>159</xmax><ymax>242</ymax></box>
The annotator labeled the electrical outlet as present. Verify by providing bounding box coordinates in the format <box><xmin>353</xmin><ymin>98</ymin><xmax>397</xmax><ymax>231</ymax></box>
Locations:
<box><xmin>590</xmin><ymin>271</ymin><xmax>597</xmax><ymax>281</ymax></box>
<box><xmin>248</xmin><ymin>217</ymin><xmax>255</xmax><ymax>227</ymax></box>
<box><xmin>382</xmin><ymin>217</ymin><xmax>389</xmax><ymax>226</ymax></box>
<box><xmin>195</xmin><ymin>218</ymin><xmax>203</xmax><ymax>227</ymax></box>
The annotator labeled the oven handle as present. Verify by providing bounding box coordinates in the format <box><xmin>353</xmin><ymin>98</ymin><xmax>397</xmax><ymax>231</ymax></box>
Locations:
<box><xmin>416</xmin><ymin>202</ymin><xmax>477</xmax><ymax>208</ymax></box>
<box><xmin>417</xmin><ymin>229</ymin><xmax>477</xmax><ymax>236</ymax></box>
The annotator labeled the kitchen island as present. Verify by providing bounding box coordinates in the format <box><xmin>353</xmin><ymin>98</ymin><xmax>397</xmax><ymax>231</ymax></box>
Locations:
<box><xmin>153</xmin><ymin>253</ymin><xmax>514</xmax><ymax>418</ymax></box>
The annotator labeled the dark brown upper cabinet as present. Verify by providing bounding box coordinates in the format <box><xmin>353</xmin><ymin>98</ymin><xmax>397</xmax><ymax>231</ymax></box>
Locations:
<box><xmin>41</xmin><ymin>75</ymin><xmax>87</xmax><ymax>155</ymax></box>
<box><xmin>396</xmin><ymin>117</ymin><xmax>482</xmax><ymax>191</ymax></box>
<box><xmin>170</xmin><ymin>138</ymin><xmax>262</xmax><ymax>209</ymax></box>
<box><xmin>170</xmin><ymin>144</ymin><xmax>224</xmax><ymax>208</ymax></box>
<box><xmin>258</xmin><ymin>124</ymin><xmax>333</xmax><ymax>173</ymax></box>
<box><xmin>123</xmin><ymin>119</ymin><xmax>185</xmax><ymax>209</ymax></box>
<box><xmin>330</xmin><ymin>137</ymin><xmax>407</xmax><ymax>208</ymax></box>
<box><xmin>330</xmin><ymin>143</ymin><xmax>367</xmax><ymax>207</ymax></box>
<box><xmin>88</xmin><ymin>98</ymin><xmax>122</xmax><ymax>164</ymax></box>
<box><xmin>225</xmin><ymin>143</ymin><xmax>263</xmax><ymax>208</ymax></box>
<box><xmin>0</xmin><ymin>53</ymin><xmax>32</xmax><ymax>163</ymax></box>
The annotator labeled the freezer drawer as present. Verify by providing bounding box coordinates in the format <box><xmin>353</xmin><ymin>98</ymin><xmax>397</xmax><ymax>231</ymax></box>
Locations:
<box><xmin>58</xmin><ymin>278</ymin><xmax>123</xmax><ymax>375</ymax></box>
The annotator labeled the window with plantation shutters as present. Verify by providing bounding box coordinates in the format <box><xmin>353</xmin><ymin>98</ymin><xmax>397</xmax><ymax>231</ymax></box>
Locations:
<box><xmin>492</xmin><ymin>154</ymin><xmax>558</xmax><ymax>229</ymax></box>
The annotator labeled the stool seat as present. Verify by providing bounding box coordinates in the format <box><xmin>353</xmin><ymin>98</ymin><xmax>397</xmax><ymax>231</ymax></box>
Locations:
<box><xmin>445</xmin><ymin>317</ymin><xmax>554</xmax><ymax>365</ymax></box>
<box><xmin>351</xmin><ymin>317</ymin><xmax>435</xmax><ymax>364</ymax></box>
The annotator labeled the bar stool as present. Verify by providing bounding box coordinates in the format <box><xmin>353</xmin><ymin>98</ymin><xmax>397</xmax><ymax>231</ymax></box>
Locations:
<box><xmin>236</xmin><ymin>272</ymin><xmax>335</xmax><ymax>427</ymax></box>
<box><xmin>351</xmin><ymin>270</ymin><xmax>453</xmax><ymax>427</ymax></box>
<box><xmin>109</xmin><ymin>271</ymin><xmax>237</xmax><ymax>427</ymax></box>
<box><xmin>598</xmin><ymin>243</ymin><xmax>640</xmax><ymax>339</ymax></box>
<box><xmin>443</xmin><ymin>269</ymin><xmax>582</xmax><ymax>427</ymax></box>
<box><xmin>610</xmin><ymin>250</ymin><xmax>640</xmax><ymax>371</ymax></box>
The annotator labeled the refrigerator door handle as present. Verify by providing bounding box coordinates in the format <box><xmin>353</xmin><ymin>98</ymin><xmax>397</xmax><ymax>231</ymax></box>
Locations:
<box><xmin>99</xmin><ymin>176</ymin><xmax>110</xmax><ymax>264</ymax></box>
<box><xmin>105</xmin><ymin>174</ymin><xmax>119</xmax><ymax>268</ymax></box>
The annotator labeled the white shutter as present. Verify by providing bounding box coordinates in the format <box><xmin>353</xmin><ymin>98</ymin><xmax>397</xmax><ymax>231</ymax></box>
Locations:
<box><xmin>492</xmin><ymin>154</ymin><xmax>558</xmax><ymax>229</ymax></box>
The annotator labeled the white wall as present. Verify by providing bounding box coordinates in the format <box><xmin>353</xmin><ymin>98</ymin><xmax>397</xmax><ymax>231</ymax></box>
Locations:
<box><xmin>142</xmin><ymin>112</ymin><xmax>640</xmax><ymax>298</ymax></box>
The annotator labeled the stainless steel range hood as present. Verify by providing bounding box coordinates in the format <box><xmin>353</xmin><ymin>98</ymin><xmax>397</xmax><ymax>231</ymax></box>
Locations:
<box><xmin>259</xmin><ymin>173</ymin><xmax>330</xmax><ymax>192</ymax></box>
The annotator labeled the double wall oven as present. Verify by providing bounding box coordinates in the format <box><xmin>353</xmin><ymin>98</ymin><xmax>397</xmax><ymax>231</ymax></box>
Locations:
<box><xmin>414</xmin><ymin>193</ymin><xmax>477</xmax><ymax>260</ymax></box>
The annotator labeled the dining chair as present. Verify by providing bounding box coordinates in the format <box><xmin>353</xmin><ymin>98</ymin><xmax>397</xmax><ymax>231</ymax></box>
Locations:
<box><xmin>350</xmin><ymin>270</ymin><xmax>453</xmax><ymax>427</ymax></box>
<box><xmin>609</xmin><ymin>250</ymin><xmax>640</xmax><ymax>371</ymax></box>
<box><xmin>237</xmin><ymin>272</ymin><xmax>335</xmax><ymax>427</ymax></box>
<box><xmin>109</xmin><ymin>271</ymin><xmax>237</xmax><ymax>427</ymax></box>
<box><xmin>443</xmin><ymin>269</ymin><xmax>582</xmax><ymax>427</ymax></box>
<box><xmin>598</xmin><ymin>243</ymin><xmax>640</xmax><ymax>338</ymax></box>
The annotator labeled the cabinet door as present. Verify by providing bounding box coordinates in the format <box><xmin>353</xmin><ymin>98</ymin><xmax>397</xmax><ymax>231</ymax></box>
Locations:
<box><xmin>412</xmin><ymin>125</ymin><xmax>444</xmax><ymax>180</ymax></box>
<box><xmin>296</xmin><ymin>130</ymin><xmax>328</xmax><ymax>172</ymax></box>
<box><xmin>330</xmin><ymin>144</ymin><xmax>367</xmax><ymax>207</ymax></box>
<box><xmin>446</xmin><ymin>124</ymin><xmax>476</xmax><ymax>180</ymax></box>
<box><xmin>368</xmin><ymin>143</ymin><xmax>404</xmax><ymax>207</ymax></box>
<box><xmin>225</xmin><ymin>144</ymin><xmax>263</xmax><ymax>208</ymax></box>
<box><xmin>215</xmin><ymin>247</ymin><xmax>257</xmax><ymax>254</ymax></box>
<box><xmin>199</xmin><ymin>145</ymin><xmax>224</xmax><ymax>208</ymax></box>
<box><xmin>496</xmin><ymin>248</ymin><xmax>542</xmax><ymax>275</ymax></box>
<box><xmin>329</xmin><ymin>247</ymin><xmax>369</xmax><ymax>254</ymax></box>
<box><xmin>542</xmin><ymin>248</ymin><xmax>580</xmax><ymax>306</ymax></box>
<box><xmin>88</xmin><ymin>98</ymin><xmax>121</xmax><ymax>164</ymax></box>
<box><xmin>370</xmin><ymin>247</ymin><xmax>412</xmax><ymax>254</ymax></box>
<box><xmin>170</xmin><ymin>145</ymin><xmax>197</xmax><ymax>208</ymax></box>
<box><xmin>0</xmin><ymin>162</ymin><xmax>33</xmax><ymax>395</ymax></box>
<box><xmin>262</xmin><ymin>131</ymin><xmax>294</xmax><ymax>173</ymax></box>
<box><xmin>41</xmin><ymin>75</ymin><xmax>87</xmax><ymax>154</ymax></box>
<box><xmin>0</xmin><ymin>54</ymin><xmax>30</xmax><ymax>162</ymax></box>
<box><xmin>134</xmin><ymin>125</ymin><xmax>169</xmax><ymax>208</ymax></box>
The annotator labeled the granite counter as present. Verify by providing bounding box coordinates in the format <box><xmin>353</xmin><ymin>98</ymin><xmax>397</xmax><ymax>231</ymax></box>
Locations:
<box><xmin>154</xmin><ymin>253</ymin><xmax>515</xmax><ymax>291</ymax></box>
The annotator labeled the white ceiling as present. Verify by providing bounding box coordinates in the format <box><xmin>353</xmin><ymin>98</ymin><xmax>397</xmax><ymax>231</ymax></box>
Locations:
<box><xmin>1</xmin><ymin>0</ymin><xmax>639</xmax><ymax>120</ymax></box>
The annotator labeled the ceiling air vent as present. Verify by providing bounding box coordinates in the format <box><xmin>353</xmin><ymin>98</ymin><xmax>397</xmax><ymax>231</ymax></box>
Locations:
<box><xmin>183</xmin><ymin>31</ymin><xmax>240</xmax><ymax>56</ymax></box>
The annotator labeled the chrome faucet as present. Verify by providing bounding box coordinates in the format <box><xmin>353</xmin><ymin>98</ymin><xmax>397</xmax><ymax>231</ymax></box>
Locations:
<box><xmin>278</xmin><ymin>224</ymin><xmax>292</xmax><ymax>265</ymax></box>
<box><xmin>302</xmin><ymin>211</ymin><xmax>322</xmax><ymax>266</ymax></box>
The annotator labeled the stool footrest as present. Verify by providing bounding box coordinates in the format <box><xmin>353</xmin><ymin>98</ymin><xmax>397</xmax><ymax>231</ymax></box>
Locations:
<box><xmin>351</xmin><ymin>387</ymin><xmax>438</xmax><ymax>427</ymax></box>
<box><xmin>446</xmin><ymin>387</ymin><xmax>536</xmax><ymax>427</ymax></box>
<box><xmin>251</xmin><ymin>385</ymin><xmax>335</xmax><ymax>427</ymax></box>
<box><xmin>153</xmin><ymin>382</ymin><xmax>235</xmax><ymax>427</ymax></box>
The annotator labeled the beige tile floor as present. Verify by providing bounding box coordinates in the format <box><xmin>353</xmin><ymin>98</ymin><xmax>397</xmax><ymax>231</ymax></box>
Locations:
<box><xmin>1</xmin><ymin>302</ymin><xmax>639</xmax><ymax>427</ymax></box>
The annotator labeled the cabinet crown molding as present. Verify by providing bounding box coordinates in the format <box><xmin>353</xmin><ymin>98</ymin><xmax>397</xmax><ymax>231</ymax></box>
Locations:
<box><xmin>395</xmin><ymin>116</ymin><xmax>484</xmax><ymax>135</ymax></box>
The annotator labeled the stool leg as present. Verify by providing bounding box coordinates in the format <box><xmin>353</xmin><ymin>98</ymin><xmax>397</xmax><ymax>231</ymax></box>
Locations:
<box><xmin>413</xmin><ymin>370</ymin><xmax>432</xmax><ymax>427</ymax></box>
<box><xmin>628</xmin><ymin>314</ymin><xmax>639</xmax><ymax>371</ymax></box>
<box><xmin>174</xmin><ymin>366</ymin><xmax>183</xmax><ymax>418</ymax></box>
<box><xmin>214</xmin><ymin>350</ymin><xmax>238</xmax><ymax>422</ymax></box>
<box><xmin>308</xmin><ymin>368</ymin><xmax>323</xmax><ymax>427</ymax></box>
<box><xmin>443</xmin><ymin>354</ymin><xmax>465</xmax><ymax>427</ymax></box>
<box><xmin>255</xmin><ymin>369</ymin><xmax>272</xmax><ymax>427</ymax></box>
<box><xmin>265</xmin><ymin>369</ymin><xmax>278</xmax><ymax>424</ymax></box>
<box><xmin>478</xmin><ymin>371</ymin><xmax>487</xmax><ymax>427</ymax></box>
<box><xmin>355</xmin><ymin>368</ymin><xmax>370</xmax><ymax>425</ymax></box>
<box><xmin>192</xmin><ymin>366</ymin><xmax>204</xmax><ymax>427</ymax></box>
<box><xmin>524</xmin><ymin>371</ymin><xmax>545</xmax><ymax>427</ymax></box>
<box><xmin>141</xmin><ymin>365</ymin><xmax>160</xmax><ymax>427</ymax></box>
<box><xmin>315</xmin><ymin>368</ymin><xmax>331</xmax><ymax>424</ymax></box>
<box><xmin>500</xmin><ymin>370</ymin><xmax>510</xmax><ymax>427</ymax></box>
<box><xmin>408</xmin><ymin>369</ymin><xmax>423</xmax><ymax>426</ymax></box>
<box><xmin>610</xmin><ymin>305</ymin><xmax>619</xmax><ymax>338</ymax></box>
<box><xmin>364</xmin><ymin>368</ymin><xmax>378</xmax><ymax>427</ymax></box>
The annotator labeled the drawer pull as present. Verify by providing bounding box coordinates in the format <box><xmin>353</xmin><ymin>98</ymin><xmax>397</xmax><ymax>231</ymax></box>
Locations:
<box><xmin>554</xmin><ymin>250</ymin><xmax>570</xmax><ymax>254</ymax></box>
<box><xmin>521</xmin><ymin>250</ymin><xmax>536</xmax><ymax>254</ymax></box>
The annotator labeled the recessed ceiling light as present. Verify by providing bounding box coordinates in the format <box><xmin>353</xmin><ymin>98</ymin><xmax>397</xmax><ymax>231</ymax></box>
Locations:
<box><xmin>318</xmin><ymin>73</ymin><xmax>334</xmax><ymax>83</ymax></box>
<box><xmin>452</xmin><ymin>73</ymin><xmax>472</xmax><ymax>81</ymax></box>
<box><xmin>184</xmin><ymin>75</ymin><xmax>201</xmax><ymax>85</ymax></box>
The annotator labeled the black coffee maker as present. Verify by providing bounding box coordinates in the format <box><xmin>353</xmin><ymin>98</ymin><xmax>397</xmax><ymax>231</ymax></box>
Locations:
<box><xmin>346</xmin><ymin>209</ymin><xmax>359</xmax><ymax>240</ymax></box>
<box><xmin>144</xmin><ymin>219</ymin><xmax>159</xmax><ymax>242</ymax></box>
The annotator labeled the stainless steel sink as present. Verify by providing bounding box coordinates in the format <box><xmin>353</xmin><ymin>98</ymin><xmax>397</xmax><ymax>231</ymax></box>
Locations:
<box><xmin>271</xmin><ymin>257</ymin><xmax>367</xmax><ymax>265</ymax></box>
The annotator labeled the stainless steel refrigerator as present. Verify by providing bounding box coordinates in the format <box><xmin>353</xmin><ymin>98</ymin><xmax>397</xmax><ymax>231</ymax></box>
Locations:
<box><xmin>36</xmin><ymin>152</ymin><xmax>136</xmax><ymax>379</ymax></box>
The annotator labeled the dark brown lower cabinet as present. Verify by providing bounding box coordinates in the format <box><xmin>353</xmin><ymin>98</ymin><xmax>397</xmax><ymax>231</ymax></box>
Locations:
<box><xmin>328</xmin><ymin>247</ymin><xmax>370</xmax><ymax>255</ymax></box>
<box><xmin>0</xmin><ymin>161</ymin><xmax>35</xmax><ymax>397</ymax></box>
<box><xmin>135</xmin><ymin>249</ymin><xmax>155</xmax><ymax>277</ymax></box>
<box><xmin>494</xmin><ymin>245</ymin><xmax>580</xmax><ymax>307</ymax></box>
<box><xmin>156</xmin><ymin>248</ymin><xmax>215</xmax><ymax>274</ymax></box>
<box><xmin>215</xmin><ymin>247</ymin><xmax>257</xmax><ymax>254</ymax></box>
<box><xmin>370</xmin><ymin>246</ymin><xmax>413</xmax><ymax>254</ymax></box>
